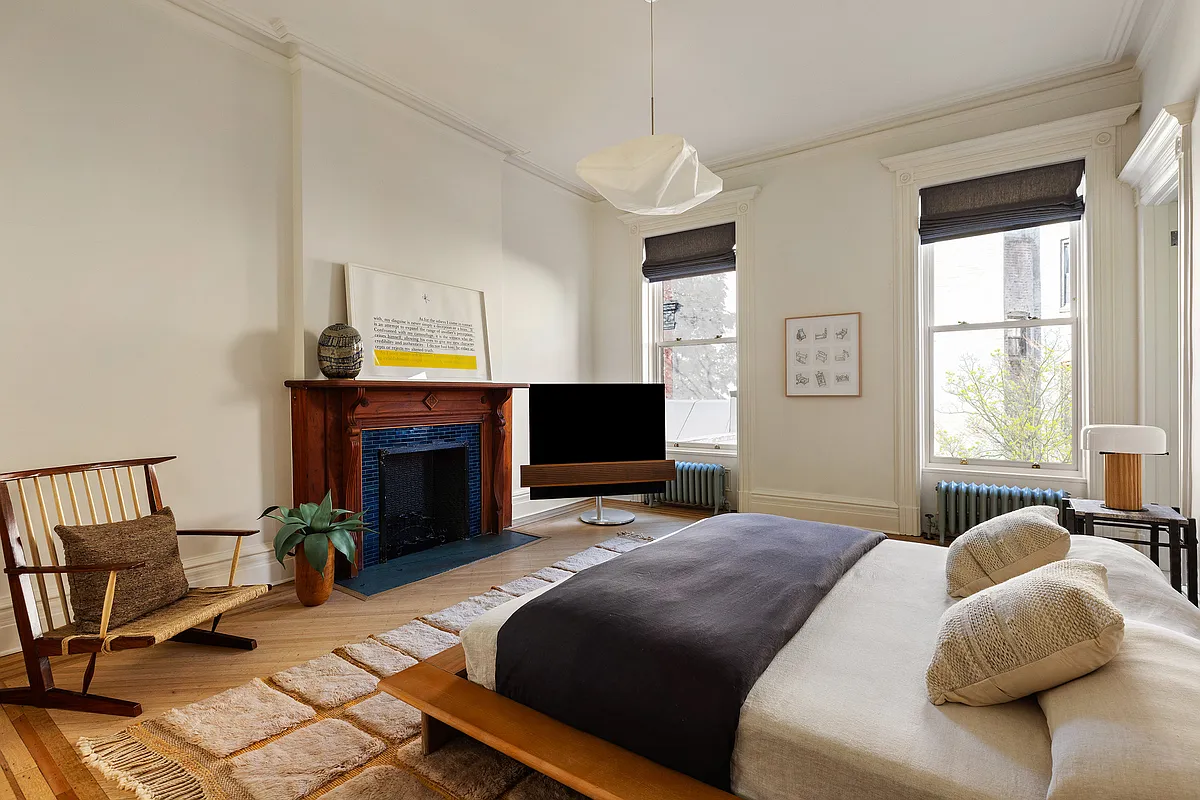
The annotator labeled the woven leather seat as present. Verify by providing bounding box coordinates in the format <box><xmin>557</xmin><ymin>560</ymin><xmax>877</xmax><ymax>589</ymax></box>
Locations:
<box><xmin>38</xmin><ymin>585</ymin><xmax>269</xmax><ymax>655</ymax></box>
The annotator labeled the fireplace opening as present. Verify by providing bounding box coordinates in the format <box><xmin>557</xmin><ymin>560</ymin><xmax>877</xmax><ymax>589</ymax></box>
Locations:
<box><xmin>378</xmin><ymin>443</ymin><xmax>470</xmax><ymax>561</ymax></box>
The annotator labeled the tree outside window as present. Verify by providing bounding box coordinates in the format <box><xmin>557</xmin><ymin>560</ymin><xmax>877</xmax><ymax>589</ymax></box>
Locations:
<box><xmin>928</xmin><ymin>222</ymin><xmax>1077</xmax><ymax>466</ymax></box>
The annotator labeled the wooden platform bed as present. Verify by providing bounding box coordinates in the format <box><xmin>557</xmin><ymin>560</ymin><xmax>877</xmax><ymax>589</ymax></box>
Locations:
<box><xmin>385</xmin><ymin>519</ymin><xmax>1200</xmax><ymax>800</ymax></box>
<box><xmin>381</xmin><ymin>644</ymin><xmax>734</xmax><ymax>800</ymax></box>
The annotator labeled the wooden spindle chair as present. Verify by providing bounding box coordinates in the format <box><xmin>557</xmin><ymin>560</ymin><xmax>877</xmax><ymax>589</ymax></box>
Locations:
<box><xmin>0</xmin><ymin>456</ymin><xmax>269</xmax><ymax>716</ymax></box>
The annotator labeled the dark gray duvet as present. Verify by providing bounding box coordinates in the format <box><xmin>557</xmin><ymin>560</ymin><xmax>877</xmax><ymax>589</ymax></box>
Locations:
<box><xmin>494</xmin><ymin>513</ymin><xmax>886</xmax><ymax>790</ymax></box>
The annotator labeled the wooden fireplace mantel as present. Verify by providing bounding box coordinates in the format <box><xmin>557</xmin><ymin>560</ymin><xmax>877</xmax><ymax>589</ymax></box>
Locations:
<box><xmin>286</xmin><ymin>379</ymin><xmax>529</xmax><ymax>576</ymax></box>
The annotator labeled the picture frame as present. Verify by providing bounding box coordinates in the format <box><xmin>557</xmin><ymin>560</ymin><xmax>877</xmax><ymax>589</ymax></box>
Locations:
<box><xmin>345</xmin><ymin>263</ymin><xmax>492</xmax><ymax>381</ymax></box>
<box><xmin>784</xmin><ymin>312</ymin><xmax>861</xmax><ymax>397</ymax></box>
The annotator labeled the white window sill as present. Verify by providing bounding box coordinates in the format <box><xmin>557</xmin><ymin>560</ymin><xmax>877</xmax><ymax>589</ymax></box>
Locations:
<box><xmin>923</xmin><ymin>463</ymin><xmax>1086</xmax><ymax>488</ymax></box>
<box><xmin>667</xmin><ymin>444</ymin><xmax>738</xmax><ymax>459</ymax></box>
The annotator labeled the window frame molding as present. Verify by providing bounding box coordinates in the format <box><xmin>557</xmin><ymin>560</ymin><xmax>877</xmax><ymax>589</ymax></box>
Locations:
<box><xmin>620</xmin><ymin>186</ymin><xmax>760</xmax><ymax>508</ymax></box>
<box><xmin>652</xmin><ymin>276</ymin><xmax>739</xmax><ymax>454</ymax></box>
<box><xmin>1119</xmin><ymin>101</ymin><xmax>1195</xmax><ymax>516</ymax></box>
<box><xmin>883</xmin><ymin>104</ymin><xmax>1140</xmax><ymax>535</ymax></box>
<box><xmin>921</xmin><ymin>220</ymin><xmax>1083</xmax><ymax>474</ymax></box>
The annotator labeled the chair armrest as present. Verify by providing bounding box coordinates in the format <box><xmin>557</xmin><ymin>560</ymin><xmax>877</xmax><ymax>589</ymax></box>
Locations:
<box><xmin>6</xmin><ymin>562</ymin><xmax>145</xmax><ymax>575</ymax></box>
<box><xmin>174</xmin><ymin>532</ymin><xmax>256</xmax><ymax>586</ymax></box>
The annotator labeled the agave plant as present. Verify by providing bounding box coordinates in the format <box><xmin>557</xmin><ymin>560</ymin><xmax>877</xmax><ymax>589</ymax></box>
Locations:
<box><xmin>259</xmin><ymin>491</ymin><xmax>368</xmax><ymax>576</ymax></box>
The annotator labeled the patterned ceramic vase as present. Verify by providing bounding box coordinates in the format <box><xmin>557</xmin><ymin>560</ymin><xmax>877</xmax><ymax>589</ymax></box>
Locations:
<box><xmin>317</xmin><ymin>323</ymin><xmax>364</xmax><ymax>379</ymax></box>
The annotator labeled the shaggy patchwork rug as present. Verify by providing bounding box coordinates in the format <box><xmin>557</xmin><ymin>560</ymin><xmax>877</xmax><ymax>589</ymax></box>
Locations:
<box><xmin>79</xmin><ymin>532</ymin><xmax>658</xmax><ymax>800</ymax></box>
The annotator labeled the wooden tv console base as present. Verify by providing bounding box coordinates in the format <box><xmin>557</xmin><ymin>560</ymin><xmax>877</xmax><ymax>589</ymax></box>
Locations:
<box><xmin>380</xmin><ymin>645</ymin><xmax>735</xmax><ymax>800</ymax></box>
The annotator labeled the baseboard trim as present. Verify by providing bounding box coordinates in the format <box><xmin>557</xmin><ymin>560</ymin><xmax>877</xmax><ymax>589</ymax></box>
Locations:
<box><xmin>511</xmin><ymin>491</ymin><xmax>588</xmax><ymax>526</ymax></box>
<box><xmin>745</xmin><ymin>490</ymin><xmax>901</xmax><ymax>534</ymax></box>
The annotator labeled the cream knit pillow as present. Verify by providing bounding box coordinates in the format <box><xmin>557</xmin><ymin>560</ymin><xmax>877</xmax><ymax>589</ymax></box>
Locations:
<box><xmin>926</xmin><ymin>559</ymin><xmax>1124</xmax><ymax>706</ymax></box>
<box><xmin>946</xmin><ymin>505</ymin><xmax>1069</xmax><ymax>597</ymax></box>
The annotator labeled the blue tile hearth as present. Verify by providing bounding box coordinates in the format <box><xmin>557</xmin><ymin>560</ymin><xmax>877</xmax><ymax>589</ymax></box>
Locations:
<box><xmin>360</xmin><ymin>424</ymin><xmax>482</xmax><ymax>569</ymax></box>
<box><xmin>336</xmin><ymin>529</ymin><xmax>540</xmax><ymax>597</ymax></box>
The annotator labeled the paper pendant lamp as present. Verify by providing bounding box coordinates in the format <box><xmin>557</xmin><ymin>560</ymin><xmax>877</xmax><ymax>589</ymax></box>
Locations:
<box><xmin>576</xmin><ymin>134</ymin><xmax>722</xmax><ymax>215</ymax></box>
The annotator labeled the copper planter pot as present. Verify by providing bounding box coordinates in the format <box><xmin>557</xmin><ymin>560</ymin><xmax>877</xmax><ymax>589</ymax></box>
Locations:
<box><xmin>294</xmin><ymin>540</ymin><xmax>335</xmax><ymax>607</ymax></box>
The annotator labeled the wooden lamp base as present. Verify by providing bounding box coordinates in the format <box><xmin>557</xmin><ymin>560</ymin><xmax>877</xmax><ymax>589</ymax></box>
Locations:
<box><xmin>1103</xmin><ymin>453</ymin><xmax>1144</xmax><ymax>512</ymax></box>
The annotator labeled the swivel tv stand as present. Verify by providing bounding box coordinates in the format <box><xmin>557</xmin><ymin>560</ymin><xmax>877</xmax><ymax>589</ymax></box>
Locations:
<box><xmin>520</xmin><ymin>461</ymin><xmax>678</xmax><ymax>527</ymax></box>
<box><xmin>581</xmin><ymin>496</ymin><xmax>634</xmax><ymax>526</ymax></box>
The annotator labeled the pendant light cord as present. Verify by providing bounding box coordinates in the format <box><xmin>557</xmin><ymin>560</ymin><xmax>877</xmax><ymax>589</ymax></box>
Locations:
<box><xmin>649</xmin><ymin>0</ymin><xmax>655</xmax><ymax>135</ymax></box>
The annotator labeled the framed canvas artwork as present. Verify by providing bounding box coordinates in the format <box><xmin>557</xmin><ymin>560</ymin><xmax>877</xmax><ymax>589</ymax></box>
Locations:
<box><xmin>345</xmin><ymin>263</ymin><xmax>492</xmax><ymax>381</ymax></box>
<box><xmin>785</xmin><ymin>312</ymin><xmax>861</xmax><ymax>397</ymax></box>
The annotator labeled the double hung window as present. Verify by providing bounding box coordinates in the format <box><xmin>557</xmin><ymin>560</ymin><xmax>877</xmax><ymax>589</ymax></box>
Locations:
<box><xmin>644</xmin><ymin>223</ymin><xmax>738</xmax><ymax>452</ymax></box>
<box><xmin>920</xmin><ymin>161</ymin><xmax>1084</xmax><ymax>470</ymax></box>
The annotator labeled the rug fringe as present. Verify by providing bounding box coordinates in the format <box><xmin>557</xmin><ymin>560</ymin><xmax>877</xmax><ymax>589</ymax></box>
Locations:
<box><xmin>78</xmin><ymin>732</ymin><xmax>205</xmax><ymax>800</ymax></box>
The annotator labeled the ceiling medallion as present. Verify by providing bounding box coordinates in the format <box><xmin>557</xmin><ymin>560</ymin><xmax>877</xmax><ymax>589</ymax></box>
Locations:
<box><xmin>575</xmin><ymin>0</ymin><xmax>721</xmax><ymax>215</ymax></box>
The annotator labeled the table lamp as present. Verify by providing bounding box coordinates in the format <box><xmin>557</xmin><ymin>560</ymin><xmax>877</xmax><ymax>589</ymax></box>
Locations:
<box><xmin>1081</xmin><ymin>425</ymin><xmax>1168</xmax><ymax>512</ymax></box>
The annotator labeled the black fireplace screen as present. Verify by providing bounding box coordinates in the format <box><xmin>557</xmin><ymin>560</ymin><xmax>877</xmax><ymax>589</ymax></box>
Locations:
<box><xmin>378</xmin><ymin>443</ymin><xmax>470</xmax><ymax>561</ymax></box>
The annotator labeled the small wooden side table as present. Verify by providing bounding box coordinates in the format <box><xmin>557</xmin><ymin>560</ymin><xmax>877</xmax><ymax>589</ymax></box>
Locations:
<box><xmin>1062</xmin><ymin>498</ymin><xmax>1198</xmax><ymax>606</ymax></box>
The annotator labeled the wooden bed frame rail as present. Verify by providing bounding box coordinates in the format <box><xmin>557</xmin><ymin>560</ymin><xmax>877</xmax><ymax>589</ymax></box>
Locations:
<box><xmin>381</xmin><ymin>645</ymin><xmax>736</xmax><ymax>800</ymax></box>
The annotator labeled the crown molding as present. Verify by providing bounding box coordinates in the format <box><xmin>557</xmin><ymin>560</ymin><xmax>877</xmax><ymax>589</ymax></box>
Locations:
<box><xmin>156</xmin><ymin>0</ymin><xmax>1145</xmax><ymax>205</ymax></box>
<box><xmin>161</xmin><ymin>0</ymin><xmax>606</xmax><ymax>200</ymax></box>
<box><xmin>160</xmin><ymin>0</ymin><xmax>526</xmax><ymax>157</ymax></box>
<box><xmin>1136</xmin><ymin>0</ymin><xmax>1178</xmax><ymax>69</ymax></box>
<box><xmin>1106</xmin><ymin>0</ymin><xmax>1147</xmax><ymax>62</ymax></box>
<box><xmin>710</xmin><ymin>62</ymin><xmax>1141</xmax><ymax>176</ymax></box>
<box><xmin>1120</xmin><ymin>101</ymin><xmax>1195</xmax><ymax>204</ymax></box>
<box><xmin>504</xmin><ymin>154</ymin><xmax>599</xmax><ymax>201</ymax></box>
<box><xmin>881</xmin><ymin>103</ymin><xmax>1141</xmax><ymax>179</ymax></box>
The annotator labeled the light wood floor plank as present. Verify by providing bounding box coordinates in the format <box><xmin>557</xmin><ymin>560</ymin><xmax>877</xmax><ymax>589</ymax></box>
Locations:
<box><xmin>0</xmin><ymin>711</ymin><xmax>55</xmax><ymax>800</ymax></box>
<box><xmin>0</xmin><ymin>503</ymin><xmax>704</xmax><ymax>799</ymax></box>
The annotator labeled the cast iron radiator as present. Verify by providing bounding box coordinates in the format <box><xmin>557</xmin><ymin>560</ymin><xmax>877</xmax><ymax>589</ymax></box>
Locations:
<box><xmin>935</xmin><ymin>481</ymin><xmax>1069</xmax><ymax>543</ymax></box>
<box><xmin>647</xmin><ymin>461</ymin><xmax>727</xmax><ymax>515</ymax></box>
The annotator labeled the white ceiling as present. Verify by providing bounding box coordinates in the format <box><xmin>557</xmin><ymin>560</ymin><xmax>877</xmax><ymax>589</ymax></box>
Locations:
<box><xmin>211</xmin><ymin>0</ymin><xmax>1164</xmax><ymax>194</ymax></box>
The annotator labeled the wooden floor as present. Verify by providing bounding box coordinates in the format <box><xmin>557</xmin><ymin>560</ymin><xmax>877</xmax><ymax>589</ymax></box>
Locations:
<box><xmin>0</xmin><ymin>501</ymin><xmax>707</xmax><ymax>799</ymax></box>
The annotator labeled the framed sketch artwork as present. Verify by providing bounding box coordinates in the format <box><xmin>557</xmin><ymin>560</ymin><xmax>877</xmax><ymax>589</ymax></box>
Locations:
<box><xmin>785</xmin><ymin>312</ymin><xmax>861</xmax><ymax>397</ymax></box>
<box><xmin>345</xmin><ymin>263</ymin><xmax>492</xmax><ymax>381</ymax></box>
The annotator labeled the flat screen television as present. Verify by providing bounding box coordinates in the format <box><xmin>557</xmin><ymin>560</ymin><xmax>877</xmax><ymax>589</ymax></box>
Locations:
<box><xmin>528</xmin><ymin>383</ymin><xmax>668</xmax><ymax>501</ymax></box>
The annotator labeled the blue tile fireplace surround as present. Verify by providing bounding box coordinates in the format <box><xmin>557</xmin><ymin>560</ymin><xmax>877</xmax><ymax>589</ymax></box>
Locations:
<box><xmin>360</xmin><ymin>424</ymin><xmax>482</xmax><ymax>569</ymax></box>
<box><xmin>285</xmin><ymin>379</ymin><xmax>525</xmax><ymax>578</ymax></box>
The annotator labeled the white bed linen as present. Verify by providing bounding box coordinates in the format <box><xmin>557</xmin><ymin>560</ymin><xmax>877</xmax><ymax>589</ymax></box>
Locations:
<box><xmin>462</xmin><ymin>533</ymin><xmax>1200</xmax><ymax>800</ymax></box>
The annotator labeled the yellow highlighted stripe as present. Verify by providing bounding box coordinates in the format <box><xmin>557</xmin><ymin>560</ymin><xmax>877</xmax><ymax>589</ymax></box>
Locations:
<box><xmin>374</xmin><ymin>350</ymin><xmax>477</xmax><ymax>370</ymax></box>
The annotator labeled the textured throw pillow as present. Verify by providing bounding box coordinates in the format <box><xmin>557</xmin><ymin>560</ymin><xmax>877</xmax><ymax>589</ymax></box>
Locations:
<box><xmin>926</xmin><ymin>559</ymin><xmax>1124</xmax><ymax>706</ymax></box>
<box><xmin>946</xmin><ymin>505</ymin><xmax>1069</xmax><ymax>597</ymax></box>
<box><xmin>1038</xmin><ymin>621</ymin><xmax>1200</xmax><ymax>800</ymax></box>
<box><xmin>56</xmin><ymin>507</ymin><xmax>190</xmax><ymax>633</ymax></box>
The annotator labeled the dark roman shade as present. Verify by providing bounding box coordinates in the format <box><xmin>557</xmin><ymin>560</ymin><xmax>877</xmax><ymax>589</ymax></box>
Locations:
<box><xmin>919</xmin><ymin>160</ymin><xmax>1085</xmax><ymax>244</ymax></box>
<box><xmin>642</xmin><ymin>222</ymin><xmax>735</xmax><ymax>283</ymax></box>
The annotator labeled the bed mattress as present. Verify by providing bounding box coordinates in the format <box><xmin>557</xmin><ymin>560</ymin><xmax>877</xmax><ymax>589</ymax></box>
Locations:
<box><xmin>463</xmin><ymin>531</ymin><xmax>1200</xmax><ymax>800</ymax></box>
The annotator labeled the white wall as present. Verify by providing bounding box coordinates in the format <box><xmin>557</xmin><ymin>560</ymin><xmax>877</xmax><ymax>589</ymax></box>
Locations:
<box><xmin>293</xmin><ymin>62</ymin><xmax>596</xmax><ymax>521</ymax></box>
<box><xmin>0</xmin><ymin>0</ymin><xmax>595</xmax><ymax>655</ymax></box>
<box><xmin>0</xmin><ymin>0</ymin><xmax>292</xmax><ymax>606</ymax></box>
<box><xmin>592</xmin><ymin>76</ymin><xmax>1141</xmax><ymax>534</ymax></box>
<box><xmin>294</xmin><ymin>62</ymin><xmax>506</xmax><ymax>379</ymax></box>
<box><xmin>500</xmin><ymin>165</ymin><xmax>595</xmax><ymax>519</ymax></box>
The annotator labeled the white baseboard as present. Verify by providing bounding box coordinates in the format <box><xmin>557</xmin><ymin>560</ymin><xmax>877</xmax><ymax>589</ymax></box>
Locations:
<box><xmin>511</xmin><ymin>490</ymin><xmax>582</xmax><ymax>525</ymax></box>
<box><xmin>0</xmin><ymin>546</ymin><xmax>288</xmax><ymax>660</ymax></box>
<box><xmin>745</xmin><ymin>490</ymin><xmax>901</xmax><ymax>534</ymax></box>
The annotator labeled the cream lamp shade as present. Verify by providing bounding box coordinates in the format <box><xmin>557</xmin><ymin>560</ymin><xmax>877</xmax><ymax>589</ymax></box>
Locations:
<box><xmin>576</xmin><ymin>134</ymin><xmax>722</xmax><ymax>216</ymax></box>
<box><xmin>1081</xmin><ymin>425</ymin><xmax>1168</xmax><ymax>455</ymax></box>
<box><xmin>1081</xmin><ymin>424</ymin><xmax>1168</xmax><ymax>511</ymax></box>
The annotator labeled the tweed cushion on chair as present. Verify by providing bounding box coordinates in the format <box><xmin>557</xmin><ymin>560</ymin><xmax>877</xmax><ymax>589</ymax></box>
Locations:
<box><xmin>945</xmin><ymin>505</ymin><xmax>1070</xmax><ymax>597</ymax></box>
<box><xmin>56</xmin><ymin>507</ymin><xmax>190</xmax><ymax>633</ymax></box>
<box><xmin>927</xmin><ymin>559</ymin><xmax>1124</xmax><ymax>706</ymax></box>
